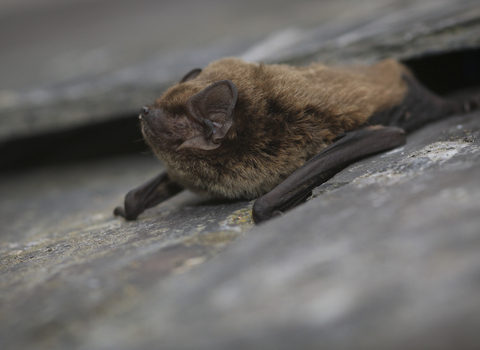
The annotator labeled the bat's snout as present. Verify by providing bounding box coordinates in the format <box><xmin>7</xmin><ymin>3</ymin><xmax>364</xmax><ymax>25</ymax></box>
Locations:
<box><xmin>139</xmin><ymin>106</ymin><xmax>150</xmax><ymax>120</ymax></box>
<box><xmin>139</xmin><ymin>107</ymin><xmax>170</xmax><ymax>137</ymax></box>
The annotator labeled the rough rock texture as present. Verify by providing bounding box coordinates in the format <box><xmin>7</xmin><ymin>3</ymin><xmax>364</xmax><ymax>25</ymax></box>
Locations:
<box><xmin>0</xmin><ymin>156</ymin><xmax>253</xmax><ymax>349</ymax></box>
<box><xmin>85</xmin><ymin>111</ymin><xmax>480</xmax><ymax>350</ymax></box>
<box><xmin>2</xmin><ymin>109</ymin><xmax>480</xmax><ymax>350</ymax></box>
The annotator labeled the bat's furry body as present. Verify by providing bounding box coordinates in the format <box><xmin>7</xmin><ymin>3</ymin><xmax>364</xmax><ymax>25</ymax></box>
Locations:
<box><xmin>115</xmin><ymin>57</ymin><xmax>474</xmax><ymax>222</ymax></box>
<box><xmin>147</xmin><ymin>58</ymin><xmax>410</xmax><ymax>199</ymax></box>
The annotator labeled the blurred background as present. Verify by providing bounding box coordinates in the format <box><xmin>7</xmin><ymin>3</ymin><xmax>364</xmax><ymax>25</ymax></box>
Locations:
<box><xmin>1</xmin><ymin>0</ymin><xmax>479</xmax><ymax>171</ymax></box>
<box><xmin>0</xmin><ymin>0</ymin><xmax>381</xmax><ymax>170</ymax></box>
<box><xmin>1</xmin><ymin>0</ymin><xmax>366</xmax><ymax>91</ymax></box>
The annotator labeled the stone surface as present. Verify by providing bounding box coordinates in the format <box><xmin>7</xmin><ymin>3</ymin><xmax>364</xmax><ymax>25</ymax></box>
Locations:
<box><xmin>84</xmin><ymin>111</ymin><xmax>480</xmax><ymax>350</ymax></box>
<box><xmin>2</xmin><ymin>110</ymin><xmax>480</xmax><ymax>350</ymax></box>
<box><xmin>0</xmin><ymin>156</ymin><xmax>253</xmax><ymax>350</ymax></box>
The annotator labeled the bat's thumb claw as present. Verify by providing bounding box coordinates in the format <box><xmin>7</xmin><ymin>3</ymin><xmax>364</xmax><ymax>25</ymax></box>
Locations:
<box><xmin>114</xmin><ymin>205</ymin><xmax>140</xmax><ymax>221</ymax></box>
<box><xmin>113</xmin><ymin>206</ymin><xmax>126</xmax><ymax>218</ymax></box>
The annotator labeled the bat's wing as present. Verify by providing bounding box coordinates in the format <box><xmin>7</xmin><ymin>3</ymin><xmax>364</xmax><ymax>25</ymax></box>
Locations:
<box><xmin>369</xmin><ymin>74</ymin><xmax>463</xmax><ymax>132</ymax></box>
<box><xmin>252</xmin><ymin>126</ymin><xmax>406</xmax><ymax>223</ymax></box>
<box><xmin>114</xmin><ymin>172</ymin><xmax>184</xmax><ymax>220</ymax></box>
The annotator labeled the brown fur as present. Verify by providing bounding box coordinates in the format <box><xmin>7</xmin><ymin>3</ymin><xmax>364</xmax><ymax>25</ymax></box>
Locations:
<box><xmin>142</xmin><ymin>58</ymin><xmax>410</xmax><ymax>200</ymax></box>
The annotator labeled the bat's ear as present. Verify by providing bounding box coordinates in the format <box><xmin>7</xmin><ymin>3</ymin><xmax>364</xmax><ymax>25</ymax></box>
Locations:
<box><xmin>181</xmin><ymin>80</ymin><xmax>238</xmax><ymax>151</ymax></box>
<box><xmin>179</xmin><ymin>68</ymin><xmax>202</xmax><ymax>83</ymax></box>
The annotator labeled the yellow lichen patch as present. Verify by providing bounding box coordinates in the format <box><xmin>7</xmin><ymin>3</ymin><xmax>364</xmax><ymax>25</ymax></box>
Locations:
<box><xmin>184</xmin><ymin>203</ymin><xmax>254</xmax><ymax>247</ymax></box>
<box><xmin>222</xmin><ymin>202</ymin><xmax>255</xmax><ymax>228</ymax></box>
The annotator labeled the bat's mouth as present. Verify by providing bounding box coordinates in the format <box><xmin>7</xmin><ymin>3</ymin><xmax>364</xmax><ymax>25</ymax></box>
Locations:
<box><xmin>140</xmin><ymin>121</ymin><xmax>152</xmax><ymax>139</ymax></box>
<box><xmin>140</xmin><ymin>109</ymin><xmax>188</xmax><ymax>152</ymax></box>
<box><xmin>140</xmin><ymin>121</ymin><xmax>157</xmax><ymax>148</ymax></box>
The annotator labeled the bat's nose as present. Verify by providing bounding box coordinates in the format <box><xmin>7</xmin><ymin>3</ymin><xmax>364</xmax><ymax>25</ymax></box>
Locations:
<box><xmin>139</xmin><ymin>106</ymin><xmax>150</xmax><ymax>120</ymax></box>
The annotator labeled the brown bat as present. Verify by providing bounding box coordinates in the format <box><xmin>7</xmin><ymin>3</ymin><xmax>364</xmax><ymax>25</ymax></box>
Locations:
<box><xmin>114</xmin><ymin>57</ymin><xmax>477</xmax><ymax>223</ymax></box>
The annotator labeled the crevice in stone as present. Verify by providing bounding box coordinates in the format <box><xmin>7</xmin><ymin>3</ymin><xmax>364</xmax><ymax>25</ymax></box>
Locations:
<box><xmin>0</xmin><ymin>115</ymin><xmax>148</xmax><ymax>172</ymax></box>
<box><xmin>403</xmin><ymin>47</ymin><xmax>480</xmax><ymax>95</ymax></box>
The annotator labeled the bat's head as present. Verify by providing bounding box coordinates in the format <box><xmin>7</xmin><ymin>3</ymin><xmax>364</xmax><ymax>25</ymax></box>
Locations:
<box><xmin>140</xmin><ymin>70</ymin><xmax>238</xmax><ymax>154</ymax></box>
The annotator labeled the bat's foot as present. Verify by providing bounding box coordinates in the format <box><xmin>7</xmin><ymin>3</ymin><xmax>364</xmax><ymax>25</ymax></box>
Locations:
<box><xmin>252</xmin><ymin>200</ymin><xmax>271</xmax><ymax>223</ymax></box>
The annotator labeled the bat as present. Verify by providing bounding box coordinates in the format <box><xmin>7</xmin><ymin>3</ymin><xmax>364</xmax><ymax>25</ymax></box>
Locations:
<box><xmin>113</xmin><ymin>57</ymin><xmax>478</xmax><ymax>223</ymax></box>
